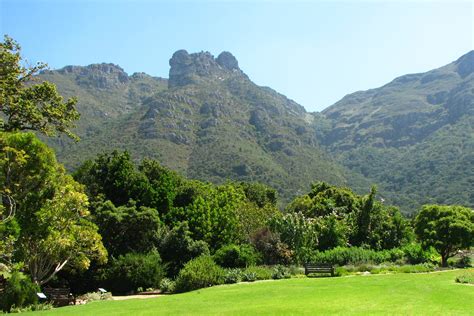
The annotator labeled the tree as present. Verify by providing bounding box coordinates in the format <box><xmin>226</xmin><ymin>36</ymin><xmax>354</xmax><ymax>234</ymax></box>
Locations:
<box><xmin>269</xmin><ymin>212</ymin><xmax>318</xmax><ymax>263</ymax></box>
<box><xmin>167</xmin><ymin>183</ymin><xmax>245</xmax><ymax>250</ymax></box>
<box><xmin>159</xmin><ymin>222</ymin><xmax>210</xmax><ymax>276</ymax></box>
<box><xmin>92</xmin><ymin>200</ymin><xmax>164</xmax><ymax>257</ymax></box>
<box><xmin>0</xmin><ymin>132</ymin><xmax>107</xmax><ymax>284</ymax></box>
<box><xmin>414</xmin><ymin>204</ymin><xmax>474</xmax><ymax>267</ymax></box>
<box><xmin>74</xmin><ymin>151</ymin><xmax>147</xmax><ymax>206</ymax></box>
<box><xmin>0</xmin><ymin>36</ymin><xmax>79</xmax><ymax>139</ymax></box>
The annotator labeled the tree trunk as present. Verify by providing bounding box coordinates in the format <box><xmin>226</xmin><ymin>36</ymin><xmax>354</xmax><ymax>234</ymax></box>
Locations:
<box><xmin>441</xmin><ymin>254</ymin><xmax>448</xmax><ymax>267</ymax></box>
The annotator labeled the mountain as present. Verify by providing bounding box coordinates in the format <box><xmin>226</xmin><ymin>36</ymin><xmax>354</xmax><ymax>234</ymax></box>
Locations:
<box><xmin>317</xmin><ymin>51</ymin><xmax>474</xmax><ymax>213</ymax></box>
<box><xmin>41</xmin><ymin>51</ymin><xmax>368</xmax><ymax>204</ymax></box>
<box><xmin>41</xmin><ymin>50</ymin><xmax>474</xmax><ymax>213</ymax></box>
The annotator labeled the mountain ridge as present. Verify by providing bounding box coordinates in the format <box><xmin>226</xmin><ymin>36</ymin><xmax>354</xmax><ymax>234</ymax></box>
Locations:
<box><xmin>40</xmin><ymin>49</ymin><xmax>474</xmax><ymax>212</ymax></box>
<box><xmin>41</xmin><ymin>50</ymin><xmax>369</xmax><ymax>205</ymax></box>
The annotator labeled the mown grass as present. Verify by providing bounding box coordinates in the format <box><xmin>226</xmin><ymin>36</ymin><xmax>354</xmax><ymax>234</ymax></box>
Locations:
<box><xmin>29</xmin><ymin>269</ymin><xmax>473</xmax><ymax>315</ymax></box>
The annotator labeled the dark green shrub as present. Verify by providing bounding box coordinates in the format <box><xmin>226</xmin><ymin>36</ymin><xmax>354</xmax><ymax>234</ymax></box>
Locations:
<box><xmin>242</xmin><ymin>266</ymin><xmax>273</xmax><ymax>280</ymax></box>
<box><xmin>272</xmin><ymin>265</ymin><xmax>291</xmax><ymax>279</ymax></box>
<box><xmin>175</xmin><ymin>256</ymin><xmax>224</xmax><ymax>293</ymax></box>
<box><xmin>104</xmin><ymin>251</ymin><xmax>165</xmax><ymax>295</ymax></box>
<box><xmin>223</xmin><ymin>269</ymin><xmax>242</xmax><ymax>284</ymax></box>
<box><xmin>159</xmin><ymin>222</ymin><xmax>210</xmax><ymax>276</ymax></box>
<box><xmin>402</xmin><ymin>243</ymin><xmax>438</xmax><ymax>264</ymax></box>
<box><xmin>213</xmin><ymin>244</ymin><xmax>260</xmax><ymax>268</ymax></box>
<box><xmin>0</xmin><ymin>271</ymin><xmax>39</xmax><ymax>312</ymax></box>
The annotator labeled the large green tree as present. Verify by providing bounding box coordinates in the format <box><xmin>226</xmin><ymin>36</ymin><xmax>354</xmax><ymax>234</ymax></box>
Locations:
<box><xmin>0</xmin><ymin>36</ymin><xmax>79</xmax><ymax>139</ymax></box>
<box><xmin>168</xmin><ymin>183</ymin><xmax>245</xmax><ymax>250</ymax></box>
<box><xmin>414</xmin><ymin>204</ymin><xmax>474</xmax><ymax>267</ymax></box>
<box><xmin>92</xmin><ymin>200</ymin><xmax>164</xmax><ymax>257</ymax></box>
<box><xmin>0</xmin><ymin>132</ymin><xmax>107</xmax><ymax>284</ymax></box>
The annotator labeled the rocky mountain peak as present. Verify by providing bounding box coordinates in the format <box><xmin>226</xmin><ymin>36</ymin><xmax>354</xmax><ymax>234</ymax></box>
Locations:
<box><xmin>168</xmin><ymin>50</ymin><xmax>242</xmax><ymax>88</ymax></box>
<box><xmin>455</xmin><ymin>50</ymin><xmax>474</xmax><ymax>78</ymax></box>
<box><xmin>55</xmin><ymin>63</ymin><xmax>129</xmax><ymax>89</ymax></box>
<box><xmin>216</xmin><ymin>51</ymin><xmax>239</xmax><ymax>70</ymax></box>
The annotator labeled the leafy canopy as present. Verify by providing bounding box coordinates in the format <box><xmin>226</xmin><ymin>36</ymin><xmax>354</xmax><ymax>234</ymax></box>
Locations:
<box><xmin>0</xmin><ymin>132</ymin><xmax>107</xmax><ymax>284</ymax></box>
<box><xmin>0</xmin><ymin>35</ymin><xmax>79</xmax><ymax>139</ymax></box>
<box><xmin>414</xmin><ymin>204</ymin><xmax>474</xmax><ymax>266</ymax></box>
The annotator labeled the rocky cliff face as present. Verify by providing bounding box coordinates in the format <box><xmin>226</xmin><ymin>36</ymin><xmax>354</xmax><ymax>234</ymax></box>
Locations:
<box><xmin>51</xmin><ymin>63</ymin><xmax>130</xmax><ymax>89</ymax></box>
<box><xmin>169</xmin><ymin>50</ymin><xmax>245</xmax><ymax>88</ymax></box>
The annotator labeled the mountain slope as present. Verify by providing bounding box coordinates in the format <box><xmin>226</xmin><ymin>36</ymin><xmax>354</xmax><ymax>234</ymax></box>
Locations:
<box><xmin>318</xmin><ymin>51</ymin><xmax>474</xmax><ymax>213</ymax></box>
<box><xmin>42</xmin><ymin>51</ymin><xmax>368</xmax><ymax>203</ymax></box>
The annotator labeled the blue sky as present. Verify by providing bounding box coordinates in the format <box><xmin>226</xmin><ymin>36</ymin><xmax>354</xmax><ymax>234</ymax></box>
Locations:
<box><xmin>1</xmin><ymin>0</ymin><xmax>473</xmax><ymax>112</ymax></box>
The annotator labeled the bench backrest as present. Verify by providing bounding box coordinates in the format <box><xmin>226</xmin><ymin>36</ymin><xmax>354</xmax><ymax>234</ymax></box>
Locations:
<box><xmin>43</xmin><ymin>288</ymin><xmax>71</xmax><ymax>297</ymax></box>
<box><xmin>305</xmin><ymin>263</ymin><xmax>333</xmax><ymax>269</ymax></box>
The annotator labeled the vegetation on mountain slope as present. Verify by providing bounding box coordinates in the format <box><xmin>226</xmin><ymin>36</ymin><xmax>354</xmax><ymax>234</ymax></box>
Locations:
<box><xmin>318</xmin><ymin>51</ymin><xmax>474</xmax><ymax>213</ymax></box>
<box><xmin>41</xmin><ymin>50</ymin><xmax>368</xmax><ymax>203</ymax></box>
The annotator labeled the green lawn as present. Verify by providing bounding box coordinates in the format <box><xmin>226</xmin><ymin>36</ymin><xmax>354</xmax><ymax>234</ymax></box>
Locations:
<box><xmin>31</xmin><ymin>269</ymin><xmax>473</xmax><ymax>315</ymax></box>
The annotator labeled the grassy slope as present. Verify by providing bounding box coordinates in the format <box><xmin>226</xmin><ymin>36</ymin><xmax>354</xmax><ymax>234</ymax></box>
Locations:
<box><xmin>31</xmin><ymin>270</ymin><xmax>473</xmax><ymax>315</ymax></box>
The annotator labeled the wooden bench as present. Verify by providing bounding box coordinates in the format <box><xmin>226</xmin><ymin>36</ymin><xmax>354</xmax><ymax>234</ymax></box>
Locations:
<box><xmin>304</xmin><ymin>263</ymin><xmax>335</xmax><ymax>277</ymax></box>
<box><xmin>43</xmin><ymin>288</ymin><xmax>75</xmax><ymax>306</ymax></box>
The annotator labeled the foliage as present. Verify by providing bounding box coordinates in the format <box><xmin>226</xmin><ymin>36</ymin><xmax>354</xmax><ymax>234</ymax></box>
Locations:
<box><xmin>0</xmin><ymin>219</ymin><xmax>19</xmax><ymax>267</ymax></box>
<box><xmin>138</xmin><ymin>158</ymin><xmax>183</xmax><ymax>216</ymax></box>
<box><xmin>92</xmin><ymin>200</ymin><xmax>164</xmax><ymax>257</ymax></box>
<box><xmin>174</xmin><ymin>256</ymin><xmax>224</xmax><ymax>293</ymax></box>
<box><xmin>235</xmin><ymin>201</ymin><xmax>279</xmax><ymax>243</ymax></box>
<box><xmin>0</xmin><ymin>271</ymin><xmax>39</xmax><ymax>312</ymax></box>
<box><xmin>335</xmin><ymin>263</ymin><xmax>436</xmax><ymax>275</ymax></box>
<box><xmin>159</xmin><ymin>278</ymin><xmax>176</xmax><ymax>294</ymax></box>
<box><xmin>272</xmin><ymin>265</ymin><xmax>292</xmax><ymax>279</ymax></box>
<box><xmin>310</xmin><ymin>247</ymin><xmax>405</xmax><ymax>266</ymax></box>
<box><xmin>241</xmin><ymin>271</ymin><xmax>257</xmax><ymax>282</ymax></box>
<box><xmin>238</xmin><ymin>182</ymin><xmax>277</xmax><ymax>208</ymax></box>
<box><xmin>168</xmin><ymin>183</ymin><xmax>245</xmax><ymax>250</ymax></box>
<box><xmin>104</xmin><ymin>251</ymin><xmax>165</xmax><ymax>295</ymax></box>
<box><xmin>455</xmin><ymin>252</ymin><xmax>472</xmax><ymax>268</ymax></box>
<box><xmin>0</xmin><ymin>132</ymin><xmax>107</xmax><ymax>285</ymax></box>
<box><xmin>269</xmin><ymin>212</ymin><xmax>318</xmax><ymax>263</ymax></box>
<box><xmin>414</xmin><ymin>204</ymin><xmax>474</xmax><ymax>266</ymax></box>
<box><xmin>77</xmin><ymin>291</ymin><xmax>112</xmax><ymax>303</ymax></box>
<box><xmin>401</xmin><ymin>243</ymin><xmax>439</xmax><ymax>264</ymax></box>
<box><xmin>213</xmin><ymin>244</ymin><xmax>260</xmax><ymax>268</ymax></box>
<box><xmin>242</xmin><ymin>266</ymin><xmax>273</xmax><ymax>281</ymax></box>
<box><xmin>455</xmin><ymin>272</ymin><xmax>474</xmax><ymax>284</ymax></box>
<box><xmin>250</xmin><ymin>228</ymin><xmax>293</xmax><ymax>265</ymax></box>
<box><xmin>74</xmin><ymin>151</ymin><xmax>151</xmax><ymax>207</ymax></box>
<box><xmin>159</xmin><ymin>222</ymin><xmax>210</xmax><ymax>276</ymax></box>
<box><xmin>285</xmin><ymin>182</ymin><xmax>412</xmax><ymax>253</ymax></box>
<box><xmin>0</xmin><ymin>36</ymin><xmax>79</xmax><ymax>139</ymax></box>
<box><xmin>223</xmin><ymin>269</ymin><xmax>242</xmax><ymax>284</ymax></box>
<box><xmin>321</xmin><ymin>53</ymin><xmax>474</xmax><ymax>213</ymax></box>
<box><xmin>9</xmin><ymin>302</ymin><xmax>54</xmax><ymax>313</ymax></box>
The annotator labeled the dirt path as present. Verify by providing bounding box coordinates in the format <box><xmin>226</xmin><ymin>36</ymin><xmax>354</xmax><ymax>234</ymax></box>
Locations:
<box><xmin>112</xmin><ymin>294</ymin><xmax>163</xmax><ymax>301</ymax></box>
